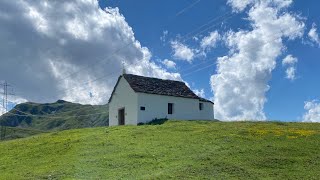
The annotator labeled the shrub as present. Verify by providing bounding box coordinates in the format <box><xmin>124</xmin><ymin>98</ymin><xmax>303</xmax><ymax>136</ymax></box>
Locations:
<box><xmin>146</xmin><ymin>118</ymin><xmax>168</xmax><ymax>125</ymax></box>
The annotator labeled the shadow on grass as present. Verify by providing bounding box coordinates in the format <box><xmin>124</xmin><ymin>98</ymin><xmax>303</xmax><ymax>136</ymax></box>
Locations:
<box><xmin>138</xmin><ymin>119</ymin><xmax>221</xmax><ymax>126</ymax></box>
<box><xmin>138</xmin><ymin>118</ymin><xmax>169</xmax><ymax>126</ymax></box>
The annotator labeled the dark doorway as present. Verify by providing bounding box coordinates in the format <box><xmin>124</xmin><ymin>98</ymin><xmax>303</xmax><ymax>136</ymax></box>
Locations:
<box><xmin>118</xmin><ymin>108</ymin><xmax>125</xmax><ymax>125</ymax></box>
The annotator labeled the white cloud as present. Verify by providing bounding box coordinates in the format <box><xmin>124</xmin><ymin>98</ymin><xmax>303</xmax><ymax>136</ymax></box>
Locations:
<box><xmin>282</xmin><ymin>55</ymin><xmax>298</xmax><ymax>81</ymax></box>
<box><xmin>160</xmin><ymin>30</ymin><xmax>168</xmax><ymax>43</ymax></box>
<box><xmin>193</xmin><ymin>36</ymin><xmax>199</xmax><ymax>41</ymax></box>
<box><xmin>303</xmin><ymin>100</ymin><xmax>320</xmax><ymax>122</ymax></box>
<box><xmin>227</xmin><ymin>0</ymin><xmax>253</xmax><ymax>12</ymax></box>
<box><xmin>308</xmin><ymin>23</ymin><xmax>320</xmax><ymax>46</ymax></box>
<box><xmin>227</xmin><ymin>0</ymin><xmax>292</xmax><ymax>12</ymax></box>
<box><xmin>162</xmin><ymin>59</ymin><xmax>176</xmax><ymax>69</ymax></box>
<box><xmin>200</xmin><ymin>31</ymin><xmax>220</xmax><ymax>50</ymax></box>
<box><xmin>193</xmin><ymin>88</ymin><xmax>205</xmax><ymax>98</ymax></box>
<box><xmin>0</xmin><ymin>103</ymin><xmax>5</xmax><ymax>115</ymax></box>
<box><xmin>211</xmin><ymin>0</ymin><xmax>304</xmax><ymax>121</ymax></box>
<box><xmin>0</xmin><ymin>0</ymin><xmax>181</xmax><ymax>107</ymax></box>
<box><xmin>285</xmin><ymin>67</ymin><xmax>296</xmax><ymax>81</ymax></box>
<box><xmin>171</xmin><ymin>40</ymin><xmax>195</xmax><ymax>62</ymax></box>
<box><xmin>282</xmin><ymin>54</ymin><xmax>298</xmax><ymax>65</ymax></box>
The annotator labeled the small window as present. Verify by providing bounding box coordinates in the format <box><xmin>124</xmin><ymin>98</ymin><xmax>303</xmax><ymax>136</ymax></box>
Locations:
<box><xmin>168</xmin><ymin>103</ymin><xmax>173</xmax><ymax>114</ymax></box>
<box><xmin>199</xmin><ymin>103</ymin><xmax>203</xmax><ymax>111</ymax></box>
<box><xmin>140</xmin><ymin>106</ymin><xmax>145</xmax><ymax>111</ymax></box>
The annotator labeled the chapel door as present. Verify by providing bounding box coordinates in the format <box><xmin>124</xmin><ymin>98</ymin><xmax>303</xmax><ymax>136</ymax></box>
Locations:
<box><xmin>118</xmin><ymin>108</ymin><xmax>125</xmax><ymax>125</ymax></box>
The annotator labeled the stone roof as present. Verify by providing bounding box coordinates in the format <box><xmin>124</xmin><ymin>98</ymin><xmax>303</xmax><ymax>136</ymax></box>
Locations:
<box><xmin>108</xmin><ymin>74</ymin><xmax>213</xmax><ymax>103</ymax></box>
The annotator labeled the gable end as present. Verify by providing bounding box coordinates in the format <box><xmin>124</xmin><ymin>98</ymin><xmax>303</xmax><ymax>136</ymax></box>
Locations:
<box><xmin>108</xmin><ymin>75</ymin><xmax>135</xmax><ymax>103</ymax></box>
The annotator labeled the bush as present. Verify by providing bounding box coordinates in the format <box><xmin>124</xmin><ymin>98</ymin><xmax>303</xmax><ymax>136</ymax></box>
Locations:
<box><xmin>147</xmin><ymin>118</ymin><xmax>168</xmax><ymax>125</ymax></box>
<box><xmin>137</xmin><ymin>122</ymin><xmax>145</xmax><ymax>126</ymax></box>
<box><xmin>138</xmin><ymin>118</ymin><xmax>168</xmax><ymax>126</ymax></box>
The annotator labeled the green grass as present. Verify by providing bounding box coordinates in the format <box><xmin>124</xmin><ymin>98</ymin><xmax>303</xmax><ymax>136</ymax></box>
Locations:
<box><xmin>0</xmin><ymin>120</ymin><xmax>319</xmax><ymax>179</ymax></box>
<box><xmin>0</xmin><ymin>127</ymin><xmax>48</xmax><ymax>140</ymax></box>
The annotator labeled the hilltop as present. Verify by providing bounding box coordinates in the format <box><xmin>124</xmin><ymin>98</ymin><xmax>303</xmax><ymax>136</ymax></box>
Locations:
<box><xmin>0</xmin><ymin>120</ymin><xmax>319</xmax><ymax>179</ymax></box>
<box><xmin>0</xmin><ymin>100</ymin><xmax>108</xmax><ymax>140</ymax></box>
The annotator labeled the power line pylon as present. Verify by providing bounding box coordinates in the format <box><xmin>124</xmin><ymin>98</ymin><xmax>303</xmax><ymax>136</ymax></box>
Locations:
<box><xmin>0</xmin><ymin>81</ymin><xmax>14</xmax><ymax>114</ymax></box>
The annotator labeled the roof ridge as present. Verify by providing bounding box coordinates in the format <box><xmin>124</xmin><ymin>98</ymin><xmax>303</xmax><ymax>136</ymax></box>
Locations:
<box><xmin>123</xmin><ymin>74</ymin><xmax>185</xmax><ymax>83</ymax></box>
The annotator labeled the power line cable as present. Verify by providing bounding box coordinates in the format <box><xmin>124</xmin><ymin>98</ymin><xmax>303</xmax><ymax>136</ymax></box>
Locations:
<box><xmin>176</xmin><ymin>0</ymin><xmax>201</xmax><ymax>17</ymax></box>
<box><xmin>183</xmin><ymin>62</ymin><xmax>216</xmax><ymax>77</ymax></box>
<box><xmin>179</xmin><ymin>59</ymin><xmax>215</xmax><ymax>73</ymax></box>
<box><xmin>182</xmin><ymin>13</ymin><xmax>235</xmax><ymax>43</ymax></box>
<box><xmin>67</xmin><ymin>13</ymin><xmax>235</xmax><ymax>90</ymax></box>
<box><xmin>56</xmin><ymin>9</ymin><xmax>234</xmax><ymax>90</ymax></box>
<box><xmin>55</xmin><ymin>60</ymin><xmax>140</xmax><ymax>96</ymax></box>
<box><xmin>58</xmin><ymin>42</ymin><xmax>132</xmax><ymax>82</ymax></box>
<box><xmin>57</xmin><ymin>1</ymin><xmax>213</xmax><ymax>83</ymax></box>
<box><xmin>180</xmin><ymin>11</ymin><xmax>232</xmax><ymax>42</ymax></box>
<box><xmin>73</xmin><ymin>13</ymin><xmax>233</xmax><ymax>89</ymax></box>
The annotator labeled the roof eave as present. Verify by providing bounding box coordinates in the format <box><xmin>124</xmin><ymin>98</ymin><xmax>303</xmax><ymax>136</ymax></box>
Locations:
<box><xmin>136</xmin><ymin>91</ymin><xmax>214</xmax><ymax>104</ymax></box>
<box><xmin>108</xmin><ymin>75</ymin><xmax>123</xmax><ymax>103</ymax></box>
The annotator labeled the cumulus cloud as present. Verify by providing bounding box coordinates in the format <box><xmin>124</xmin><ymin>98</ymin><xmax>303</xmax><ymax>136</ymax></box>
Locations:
<box><xmin>303</xmin><ymin>100</ymin><xmax>320</xmax><ymax>122</ymax></box>
<box><xmin>193</xmin><ymin>88</ymin><xmax>205</xmax><ymax>98</ymax></box>
<box><xmin>162</xmin><ymin>59</ymin><xmax>176</xmax><ymax>69</ymax></box>
<box><xmin>227</xmin><ymin>0</ymin><xmax>293</xmax><ymax>12</ymax></box>
<box><xmin>227</xmin><ymin>0</ymin><xmax>253</xmax><ymax>12</ymax></box>
<box><xmin>308</xmin><ymin>23</ymin><xmax>320</xmax><ymax>46</ymax></box>
<box><xmin>171</xmin><ymin>40</ymin><xmax>196</xmax><ymax>62</ymax></box>
<box><xmin>282</xmin><ymin>54</ymin><xmax>298</xmax><ymax>65</ymax></box>
<box><xmin>0</xmin><ymin>102</ymin><xmax>4</xmax><ymax>115</ymax></box>
<box><xmin>200</xmin><ymin>31</ymin><xmax>220</xmax><ymax>50</ymax></box>
<box><xmin>282</xmin><ymin>55</ymin><xmax>298</xmax><ymax>80</ymax></box>
<box><xmin>0</xmin><ymin>0</ymin><xmax>181</xmax><ymax>111</ymax></box>
<box><xmin>211</xmin><ymin>0</ymin><xmax>304</xmax><ymax>120</ymax></box>
<box><xmin>170</xmin><ymin>32</ymin><xmax>219</xmax><ymax>61</ymax></box>
<box><xmin>284</xmin><ymin>67</ymin><xmax>296</xmax><ymax>81</ymax></box>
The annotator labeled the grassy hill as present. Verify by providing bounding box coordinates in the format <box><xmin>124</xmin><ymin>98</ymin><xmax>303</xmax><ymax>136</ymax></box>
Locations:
<box><xmin>0</xmin><ymin>100</ymin><xmax>108</xmax><ymax>140</ymax></box>
<box><xmin>0</xmin><ymin>120</ymin><xmax>319</xmax><ymax>179</ymax></box>
<box><xmin>0</xmin><ymin>126</ymin><xmax>47</xmax><ymax>140</ymax></box>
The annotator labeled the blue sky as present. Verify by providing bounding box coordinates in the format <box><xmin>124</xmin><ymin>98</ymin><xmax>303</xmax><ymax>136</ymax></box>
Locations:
<box><xmin>0</xmin><ymin>0</ymin><xmax>320</xmax><ymax>122</ymax></box>
<box><xmin>97</xmin><ymin>0</ymin><xmax>320</xmax><ymax>121</ymax></box>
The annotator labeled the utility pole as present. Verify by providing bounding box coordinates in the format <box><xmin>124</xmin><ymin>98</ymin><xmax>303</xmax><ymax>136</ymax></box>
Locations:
<box><xmin>0</xmin><ymin>81</ymin><xmax>6</xmax><ymax>140</ymax></box>
<box><xmin>1</xmin><ymin>81</ymin><xmax>6</xmax><ymax>114</ymax></box>
<box><xmin>0</xmin><ymin>81</ymin><xmax>10</xmax><ymax>114</ymax></box>
<box><xmin>0</xmin><ymin>81</ymin><xmax>14</xmax><ymax>140</ymax></box>
<box><xmin>0</xmin><ymin>81</ymin><xmax>14</xmax><ymax>114</ymax></box>
<box><xmin>4</xmin><ymin>81</ymin><xmax>8</xmax><ymax>113</ymax></box>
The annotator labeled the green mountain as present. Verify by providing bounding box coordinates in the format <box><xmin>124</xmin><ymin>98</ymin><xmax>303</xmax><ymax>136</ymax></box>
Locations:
<box><xmin>0</xmin><ymin>100</ymin><xmax>108</xmax><ymax>140</ymax></box>
<box><xmin>0</xmin><ymin>120</ymin><xmax>319</xmax><ymax>179</ymax></box>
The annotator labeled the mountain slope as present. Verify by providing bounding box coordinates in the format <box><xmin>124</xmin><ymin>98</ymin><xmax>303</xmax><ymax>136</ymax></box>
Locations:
<box><xmin>0</xmin><ymin>100</ymin><xmax>108</xmax><ymax>139</ymax></box>
<box><xmin>0</xmin><ymin>121</ymin><xmax>319</xmax><ymax>179</ymax></box>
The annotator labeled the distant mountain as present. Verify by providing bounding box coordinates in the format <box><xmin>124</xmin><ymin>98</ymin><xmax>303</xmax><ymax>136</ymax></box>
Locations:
<box><xmin>0</xmin><ymin>100</ymin><xmax>108</xmax><ymax>139</ymax></box>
